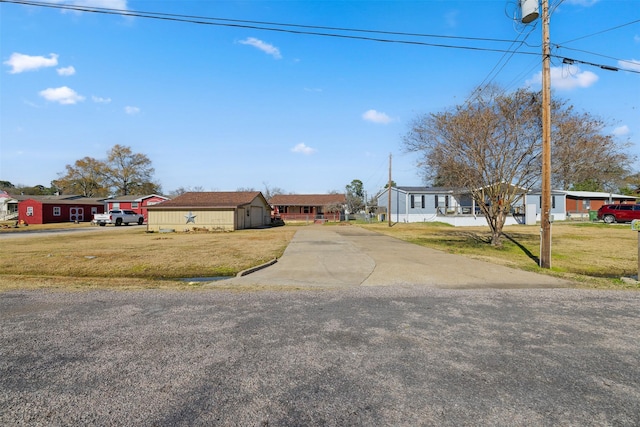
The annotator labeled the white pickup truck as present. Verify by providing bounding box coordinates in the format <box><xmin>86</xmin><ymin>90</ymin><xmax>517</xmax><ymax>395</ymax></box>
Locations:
<box><xmin>93</xmin><ymin>210</ymin><xmax>145</xmax><ymax>226</ymax></box>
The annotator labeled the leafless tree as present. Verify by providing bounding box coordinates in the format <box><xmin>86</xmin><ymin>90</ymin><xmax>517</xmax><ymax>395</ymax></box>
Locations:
<box><xmin>551</xmin><ymin>104</ymin><xmax>633</xmax><ymax>191</ymax></box>
<box><xmin>262</xmin><ymin>182</ymin><xmax>286</xmax><ymax>200</ymax></box>
<box><xmin>404</xmin><ymin>87</ymin><xmax>542</xmax><ymax>246</ymax></box>
<box><xmin>404</xmin><ymin>86</ymin><xmax>633</xmax><ymax>246</ymax></box>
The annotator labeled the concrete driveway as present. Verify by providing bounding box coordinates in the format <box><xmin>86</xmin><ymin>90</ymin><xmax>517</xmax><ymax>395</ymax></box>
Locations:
<box><xmin>224</xmin><ymin>226</ymin><xmax>570</xmax><ymax>289</ymax></box>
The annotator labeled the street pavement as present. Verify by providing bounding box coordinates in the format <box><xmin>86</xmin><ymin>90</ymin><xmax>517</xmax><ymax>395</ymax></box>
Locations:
<box><xmin>2</xmin><ymin>226</ymin><xmax>638</xmax><ymax>426</ymax></box>
<box><xmin>223</xmin><ymin>225</ymin><xmax>570</xmax><ymax>289</ymax></box>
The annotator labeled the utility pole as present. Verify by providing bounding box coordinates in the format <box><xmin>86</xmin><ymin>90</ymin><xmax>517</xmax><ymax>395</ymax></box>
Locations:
<box><xmin>388</xmin><ymin>153</ymin><xmax>392</xmax><ymax>227</ymax></box>
<box><xmin>540</xmin><ymin>0</ymin><xmax>552</xmax><ymax>268</ymax></box>
<box><xmin>519</xmin><ymin>0</ymin><xmax>551</xmax><ymax>268</ymax></box>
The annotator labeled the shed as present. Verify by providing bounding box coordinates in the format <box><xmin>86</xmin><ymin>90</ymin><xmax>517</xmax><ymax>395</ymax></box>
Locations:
<box><xmin>17</xmin><ymin>196</ymin><xmax>106</xmax><ymax>224</ymax></box>
<box><xmin>146</xmin><ymin>191</ymin><xmax>271</xmax><ymax>232</ymax></box>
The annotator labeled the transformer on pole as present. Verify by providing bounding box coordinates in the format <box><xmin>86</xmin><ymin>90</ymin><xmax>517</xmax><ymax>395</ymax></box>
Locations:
<box><xmin>519</xmin><ymin>0</ymin><xmax>540</xmax><ymax>24</ymax></box>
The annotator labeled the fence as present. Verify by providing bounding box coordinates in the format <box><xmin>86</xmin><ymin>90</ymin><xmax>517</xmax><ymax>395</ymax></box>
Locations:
<box><xmin>277</xmin><ymin>213</ymin><xmax>343</xmax><ymax>223</ymax></box>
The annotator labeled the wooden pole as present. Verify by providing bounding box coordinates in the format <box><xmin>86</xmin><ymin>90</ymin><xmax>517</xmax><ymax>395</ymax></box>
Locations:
<box><xmin>540</xmin><ymin>0</ymin><xmax>552</xmax><ymax>268</ymax></box>
<box><xmin>388</xmin><ymin>153</ymin><xmax>392</xmax><ymax>227</ymax></box>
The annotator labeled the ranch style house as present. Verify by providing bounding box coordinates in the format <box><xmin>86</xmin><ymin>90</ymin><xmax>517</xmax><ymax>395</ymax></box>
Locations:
<box><xmin>269</xmin><ymin>193</ymin><xmax>347</xmax><ymax>222</ymax></box>
<box><xmin>376</xmin><ymin>186</ymin><xmax>637</xmax><ymax>226</ymax></box>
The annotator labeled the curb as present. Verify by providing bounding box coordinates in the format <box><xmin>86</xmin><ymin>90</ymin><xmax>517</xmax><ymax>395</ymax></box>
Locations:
<box><xmin>236</xmin><ymin>258</ymin><xmax>278</xmax><ymax>277</ymax></box>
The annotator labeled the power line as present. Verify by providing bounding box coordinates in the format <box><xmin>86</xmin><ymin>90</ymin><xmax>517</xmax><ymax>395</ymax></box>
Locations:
<box><xmin>2</xmin><ymin>0</ymin><xmax>537</xmax><ymax>46</ymax></box>
<box><xmin>0</xmin><ymin>0</ymin><xmax>542</xmax><ymax>56</ymax></box>
<box><xmin>3</xmin><ymin>0</ymin><xmax>636</xmax><ymax>74</ymax></box>
<box><xmin>559</xmin><ymin>18</ymin><xmax>640</xmax><ymax>45</ymax></box>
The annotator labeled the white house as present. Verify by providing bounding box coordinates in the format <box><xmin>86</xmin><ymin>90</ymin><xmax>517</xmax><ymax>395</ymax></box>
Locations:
<box><xmin>376</xmin><ymin>186</ymin><xmax>567</xmax><ymax>227</ymax></box>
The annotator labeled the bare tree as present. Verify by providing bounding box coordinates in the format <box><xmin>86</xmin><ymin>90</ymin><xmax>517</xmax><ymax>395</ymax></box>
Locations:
<box><xmin>262</xmin><ymin>182</ymin><xmax>286</xmax><ymax>200</ymax></box>
<box><xmin>404</xmin><ymin>87</ymin><xmax>541</xmax><ymax>246</ymax></box>
<box><xmin>404</xmin><ymin>86</ymin><xmax>634</xmax><ymax>246</ymax></box>
<box><xmin>551</xmin><ymin>104</ymin><xmax>633</xmax><ymax>191</ymax></box>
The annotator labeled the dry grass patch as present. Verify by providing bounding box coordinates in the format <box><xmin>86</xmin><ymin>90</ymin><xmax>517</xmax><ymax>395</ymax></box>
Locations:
<box><xmin>359</xmin><ymin>221</ymin><xmax>639</xmax><ymax>289</ymax></box>
<box><xmin>0</xmin><ymin>227</ymin><xmax>295</xmax><ymax>290</ymax></box>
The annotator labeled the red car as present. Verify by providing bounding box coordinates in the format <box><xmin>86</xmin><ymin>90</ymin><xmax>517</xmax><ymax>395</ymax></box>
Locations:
<box><xmin>596</xmin><ymin>204</ymin><xmax>640</xmax><ymax>223</ymax></box>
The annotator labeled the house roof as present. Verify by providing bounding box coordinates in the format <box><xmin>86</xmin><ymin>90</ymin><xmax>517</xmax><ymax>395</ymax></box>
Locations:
<box><xmin>562</xmin><ymin>190</ymin><xmax>637</xmax><ymax>200</ymax></box>
<box><xmin>269</xmin><ymin>194</ymin><xmax>347</xmax><ymax>206</ymax></box>
<box><xmin>12</xmin><ymin>194</ymin><xmax>89</xmax><ymax>201</ymax></box>
<box><xmin>148</xmin><ymin>191</ymin><xmax>268</xmax><ymax>209</ymax></box>
<box><xmin>106</xmin><ymin>194</ymin><xmax>168</xmax><ymax>202</ymax></box>
<box><xmin>396</xmin><ymin>186</ymin><xmax>461</xmax><ymax>194</ymax></box>
<box><xmin>21</xmin><ymin>197</ymin><xmax>105</xmax><ymax>205</ymax></box>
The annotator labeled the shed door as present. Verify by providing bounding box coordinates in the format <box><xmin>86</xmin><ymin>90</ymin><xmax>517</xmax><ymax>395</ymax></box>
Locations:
<box><xmin>250</xmin><ymin>206</ymin><xmax>263</xmax><ymax>228</ymax></box>
<box><xmin>70</xmin><ymin>207</ymin><xmax>84</xmax><ymax>222</ymax></box>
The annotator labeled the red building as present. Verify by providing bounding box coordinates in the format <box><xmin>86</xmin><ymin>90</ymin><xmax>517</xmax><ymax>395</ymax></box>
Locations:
<box><xmin>17</xmin><ymin>196</ymin><xmax>106</xmax><ymax>224</ymax></box>
<box><xmin>105</xmin><ymin>194</ymin><xmax>170</xmax><ymax>222</ymax></box>
<box><xmin>563</xmin><ymin>190</ymin><xmax>637</xmax><ymax>216</ymax></box>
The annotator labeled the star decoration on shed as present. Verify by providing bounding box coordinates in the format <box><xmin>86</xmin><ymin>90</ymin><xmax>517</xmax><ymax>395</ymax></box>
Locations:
<box><xmin>185</xmin><ymin>211</ymin><xmax>196</xmax><ymax>224</ymax></box>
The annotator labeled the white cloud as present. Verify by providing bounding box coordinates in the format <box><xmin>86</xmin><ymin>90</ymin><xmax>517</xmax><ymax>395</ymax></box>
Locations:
<box><xmin>613</xmin><ymin>125</ymin><xmax>630</xmax><ymax>137</ymax></box>
<box><xmin>619</xmin><ymin>59</ymin><xmax>640</xmax><ymax>72</ymax></box>
<box><xmin>238</xmin><ymin>37</ymin><xmax>282</xmax><ymax>59</ymax></box>
<box><xmin>362</xmin><ymin>109</ymin><xmax>393</xmax><ymax>124</ymax></box>
<box><xmin>57</xmin><ymin>66</ymin><xmax>76</xmax><ymax>76</ymax></box>
<box><xmin>525</xmin><ymin>65</ymin><xmax>598</xmax><ymax>90</ymax></box>
<box><xmin>444</xmin><ymin>10</ymin><xmax>459</xmax><ymax>28</ymax></box>
<box><xmin>92</xmin><ymin>95</ymin><xmax>111</xmax><ymax>104</ymax></box>
<box><xmin>291</xmin><ymin>143</ymin><xmax>316</xmax><ymax>155</ymax></box>
<box><xmin>125</xmin><ymin>106</ymin><xmax>140</xmax><ymax>115</ymax></box>
<box><xmin>39</xmin><ymin>86</ymin><xmax>85</xmax><ymax>104</ymax></box>
<box><xmin>4</xmin><ymin>53</ymin><xmax>58</xmax><ymax>74</ymax></box>
<box><xmin>53</xmin><ymin>0</ymin><xmax>129</xmax><ymax>10</ymax></box>
<box><xmin>564</xmin><ymin>0</ymin><xmax>599</xmax><ymax>5</ymax></box>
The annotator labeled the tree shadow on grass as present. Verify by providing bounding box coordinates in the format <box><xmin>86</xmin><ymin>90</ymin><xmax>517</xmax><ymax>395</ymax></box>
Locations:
<box><xmin>503</xmin><ymin>232</ymin><xmax>539</xmax><ymax>265</ymax></box>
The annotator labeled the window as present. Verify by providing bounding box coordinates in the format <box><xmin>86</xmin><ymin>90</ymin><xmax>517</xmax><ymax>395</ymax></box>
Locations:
<box><xmin>540</xmin><ymin>196</ymin><xmax>556</xmax><ymax>209</ymax></box>
<box><xmin>53</xmin><ymin>207</ymin><xmax>61</xmax><ymax>216</ymax></box>
<box><xmin>421</xmin><ymin>195</ymin><xmax>425</xmax><ymax>209</ymax></box>
<box><xmin>410</xmin><ymin>195</ymin><xmax>415</xmax><ymax>209</ymax></box>
<box><xmin>131</xmin><ymin>202</ymin><xmax>138</xmax><ymax>209</ymax></box>
<box><xmin>303</xmin><ymin>206</ymin><xmax>310</xmax><ymax>214</ymax></box>
<box><xmin>26</xmin><ymin>206</ymin><xmax>33</xmax><ymax>216</ymax></box>
<box><xmin>112</xmin><ymin>202</ymin><xmax>120</xmax><ymax>209</ymax></box>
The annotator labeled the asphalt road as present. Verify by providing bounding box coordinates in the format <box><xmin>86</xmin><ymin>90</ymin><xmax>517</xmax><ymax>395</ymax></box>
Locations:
<box><xmin>2</xmin><ymin>287</ymin><xmax>639</xmax><ymax>426</ymax></box>
<box><xmin>1</xmin><ymin>226</ymin><xmax>638</xmax><ymax>425</ymax></box>
<box><xmin>0</xmin><ymin>223</ymin><xmax>145</xmax><ymax>239</ymax></box>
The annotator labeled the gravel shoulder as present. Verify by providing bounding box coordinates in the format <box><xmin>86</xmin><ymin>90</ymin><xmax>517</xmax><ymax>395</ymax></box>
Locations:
<box><xmin>2</xmin><ymin>287</ymin><xmax>639</xmax><ymax>426</ymax></box>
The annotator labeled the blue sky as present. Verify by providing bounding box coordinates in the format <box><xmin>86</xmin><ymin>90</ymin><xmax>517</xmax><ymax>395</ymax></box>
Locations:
<box><xmin>1</xmin><ymin>0</ymin><xmax>639</xmax><ymax>197</ymax></box>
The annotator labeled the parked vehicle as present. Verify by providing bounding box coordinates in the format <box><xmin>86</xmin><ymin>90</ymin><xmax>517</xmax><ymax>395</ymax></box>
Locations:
<box><xmin>92</xmin><ymin>210</ymin><xmax>144</xmax><ymax>226</ymax></box>
<box><xmin>596</xmin><ymin>204</ymin><xmax>640</xmax><ymax>224</ymax></box>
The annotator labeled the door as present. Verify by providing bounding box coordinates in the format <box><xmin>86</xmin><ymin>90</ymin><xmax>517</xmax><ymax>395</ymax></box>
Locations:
<box><xmin>70</xmin><ymin>207</ymin><xmax>84</xmax><ymax>222</ymax></box>
<box><xmin>250</xmin><ymin>206</ymin><xmax>263</xmax><ymax>228</ymax></box>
